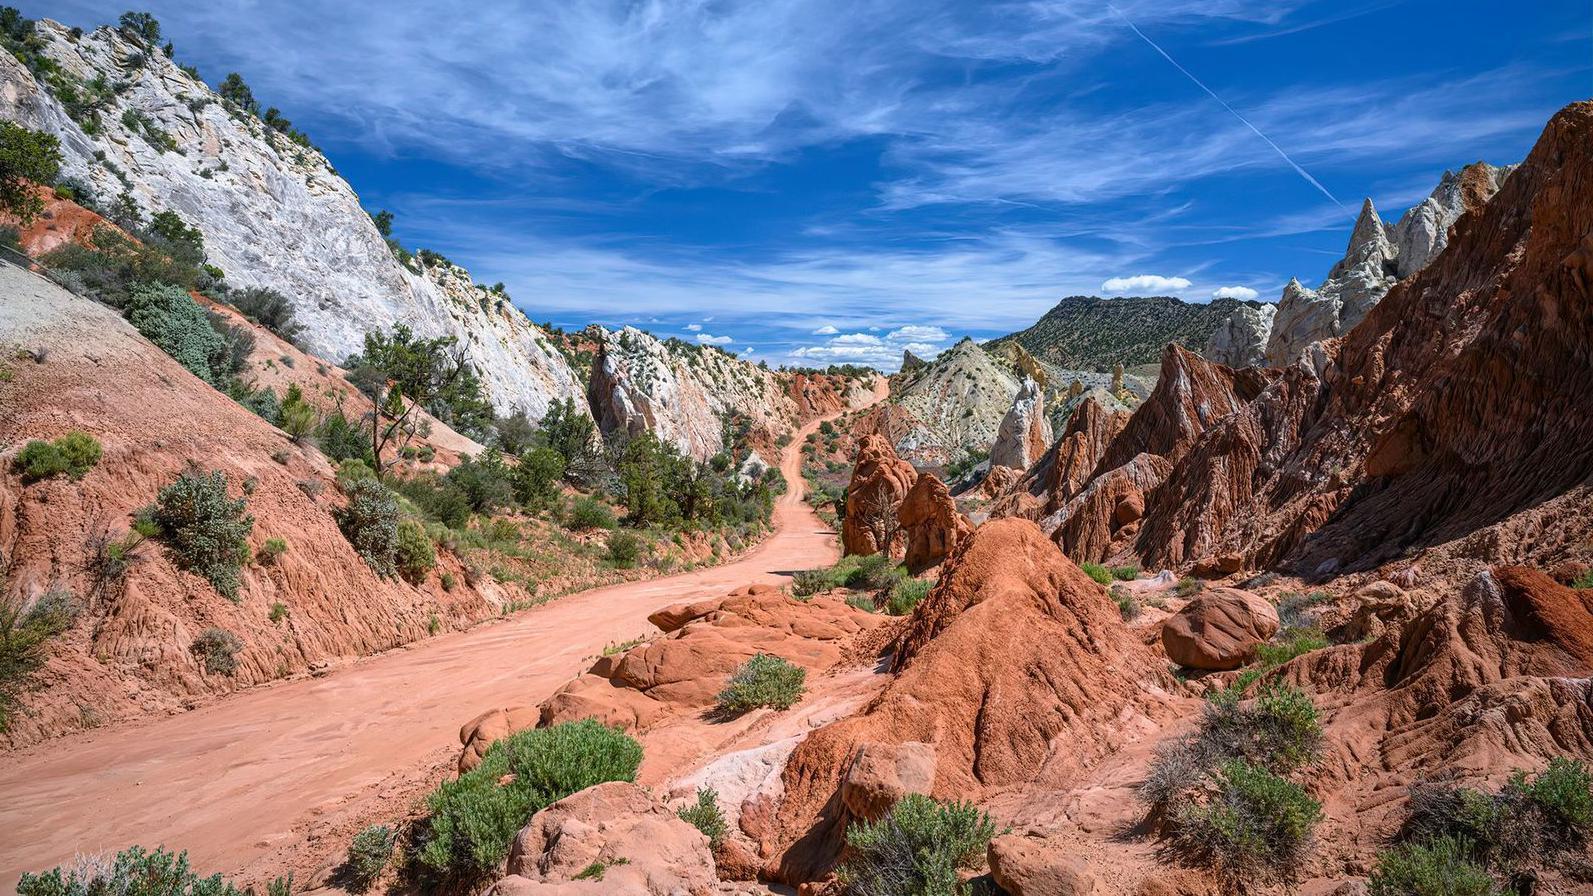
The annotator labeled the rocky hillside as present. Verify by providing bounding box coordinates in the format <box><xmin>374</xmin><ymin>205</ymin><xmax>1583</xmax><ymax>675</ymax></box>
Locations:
<box><xmin>988</xmin><ymin>294</ymin><xmax>1264</xmax><ymax>370</ymax></box>
<box><xmin>858</xmin><ymin>338</ymin><xmax>1020</xmax><ymax>468</ymax></box>
<box><xmin>587</xmin><ymin>326</ymin><xmax>865</xmax><ymax>462</ymax></box>
<box><xmin>1004</xmin><ymin>102</ymin><xmax>1592</xmax><ymax>585</ymax></box>
<box><xmin>0</xmin><ymin>17</ymin><xmax>583</xmax><ymax>419</ymax></box>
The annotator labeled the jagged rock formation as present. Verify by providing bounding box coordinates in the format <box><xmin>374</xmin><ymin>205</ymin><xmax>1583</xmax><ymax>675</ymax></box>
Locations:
<box><xmin>841</xmin><ymin>435</ymin><xmax>917</xmax><ymax>556</ymax></box>
<box><xmin>765</xmin><ymin>519</ymin><xmax>1174</xmax><ymax>881</ymax></box>
<box><xmin>989</xmin><ymin>295</ymin><xmax>1267</xmax><ymax>370</ymax></box>
<box><xmin>1042</xmin><ymin>103</ymin><xmax>1593</xmax><ymax>580</ymax></box>
<box><xmin>885</xmin><ymin>338</ymin><xmax>1020</xmax><ymax>466</ymax></box>
<box><xmin>1264</xmin><ymin>162</ymin><xmax>1513</xmax><ymax>367</ymax></box>
<box><xmin>987</xmin><ymin>395</ymin><xmax>1130</xmax><ymax>522</ymax></box>
<box><xmin>586</xmin><ymin>326</ymin><xmax>797</xmax><ymax>461</ymax></box>
<box><xmin>896</xmin><ymin>473</ymin><xmax>971</xmax><ymax>572</ymax></box>
<box><xmin>1201</xmin><ymin>302</ymin><xmax>1275</xmax><ymax>368</ymax></box>
<box><xmin>0</xmin><ymin>19</ymin><xmax>583</xmax><ymax>418</ymax></box>
<box><xmin>990</xmin><ymin>377</ymin><xmax>1052</xmax><ymax>471</ymax></box>
<box><xmin>899</xmin><ymin>349</ymin><xmax>926</xmax><ymax>372</ymax></box>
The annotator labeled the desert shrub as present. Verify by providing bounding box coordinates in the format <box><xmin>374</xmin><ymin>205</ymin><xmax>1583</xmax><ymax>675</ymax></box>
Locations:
<box><xmin>1573</xmin><ymin>569</ymin><xmax>1593</xmax><ymax>589</ymax></box>
<box><xmin>607</xmin><ymin>530</ymin><xmax>643</xmax><ymax>568</ymax></box>
<box><xmin>445</xmin><ymin>450</ymin><xmax>515</xmax><ymax>514</ymax></box>
<box><xmin>85</xmin><ymin>528</ymin><xmax>146</xmax><ymax>600</ymax></box>
<box><xmin>394</xmin><ymin>518</ymin><xmax>436</xmax><ymax>584</ymax></box>
<box><xmin>887</xmin><ymin>577</ymin><xmax>933</xmax><ymax>616</ymax></box>
<box><xmin>1368</xmin><ymin>835</ymin><xmax>1500</xmax><ymax>896</ymax></box>
<box><xmin>1112</xmin><ymin>586</ymin><xmax>1141</xmax><ymax>621</ymax></box>
<box><xmin>836</xmin><ymin>793</ymin><xmax>998</xmax><ymax>896</ymax></box>
<box><xmin>417</xmin><ymin>719</ymin><xmax>642</xmax><ymax>883</ymax></box>
<box><xmin>1172</xmin><ymin>760</ymin><xmax>1321</xmax><ymax>877</ymax></box>
<box><xmin>1175</xmin><ymin>577</ymin><xmax>1204</xmax><ymax>597</ymax></box>
<box><xmin>191</xmin><ymin>626</ymin><xmax>242</xmax><ymax>675</ymax></box>
<box><xmin>256</xmin><ymin>537</ymin><xmax>288</xmax><ymax>563</ymax></box>
<box><xmin>14</xmin><ymin>431</ymin><xmax>101</xmax><ymax>482</ymax></box>
<box><xmin>1080</xmin><ymin>562</ymin><xmax>1113</xmax><ymax>585</ymax></box>
<box><xmin>1255</xmin><ymin>627</ymin><xmax>1331</xmax><ymax>668</ymax></box>
<box><xmin>391</xmin><ymin>473</ymin><xmax>472</xmax><ymax>530</ymax></box>
<box><xmin>336</xmin><ymin>479</ymin><xmax>399</xmax><ymax>577</ymax></box>
<box><xmin>1202</xmin><ymin>682</ymin><xmax>1323</xmax><ymax>773</ymax></box>
<box><xmin>513</xmin><ymin>444</ymin><xmax>565</xmax><ymax>510</ymax></box>
<box><xmin>847</xmin><ymin>553</ymin><xmax>904</xmax><ymax>591</ymax></box>
<box><xmin>316</xmin><ymin>409</ymin><xmax>371</xmax><ymax>465</ymax></box>
<box><xmin>151</xmin><ymin>469</ymin><xmax>254</xmax><ymax>600</ymax></box>
<box><xmin>677</xmin><ymin>787</ymin><xmax>728</xmax><ymax>847</ymax></box>
<box><xmin>566</xmin><ymin>495</ymin><xmax>617</xmax><ymax>531</ymax></box>
<box><xmin>343</xmin><ymin>824</ymin><xmax>394</xmax><ymax>892</ymax></box>
<box><xmin>0</xmin><ymin>592</ymin><xmax>78</xmax><ymax>731</ymax></box>
<box><xmin>716</xmin><ymin>653</ymin><xmax>806</xmax><ymax>715</ymax></box>
<box><xmin>275</xmin><ymin>384</ymin><xmax>317</xmax><ymax>440</ymax></box>
<box><xmin>791</xmin><ymin>566</ymin><xmax>842</xmax><ymax>597</ymax></box>
<box><xmin>269</xmin><ymin>601</ymin><xmax>287</xmax><ymax>623</ymax></box>
<box><xmin>126</xmin><ymin>283</ymin><xmax>229</xmax><ymax>385</ymax></box>
<box><xmin>1276</xmin><ymin>591</ymin><xmax>1331</xmax><ymax>629</ymax></box>
<box><xmin>17</xmin><ymin>846</ymin><xmax>245</xmax><ymax>896</ymax></box>
<box><xmin>846</xmin><ymin>593</ymin><xmax>877</xmax><ymax>613</ymax></box>
<box><xmin>1407</xmin><ymin>757</ymin><xmax>1593</xmax><ymax>873</ymax></box>
<box><xmin>228</xmin><ymin>286</ymin><xmax>300</xmax><ymax>341</ymax></box>
<box><xmin>1111</xmin><ymin>564</ymin><xmax>1140</xmax><ymax>581</ymax></box>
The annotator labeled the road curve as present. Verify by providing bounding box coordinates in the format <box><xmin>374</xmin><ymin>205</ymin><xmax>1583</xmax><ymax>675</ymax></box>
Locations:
<box><xmin>0</xmin><ymin>389</ymin><xmax>880</xmax><ymax>888</ymax></box>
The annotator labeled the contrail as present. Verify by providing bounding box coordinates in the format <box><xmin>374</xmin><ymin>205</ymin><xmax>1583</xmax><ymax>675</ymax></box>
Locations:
<box><xmin>1108</xmin><ymin>4</ymin><xmax>1348</xmax><ymax>213</ymax></box>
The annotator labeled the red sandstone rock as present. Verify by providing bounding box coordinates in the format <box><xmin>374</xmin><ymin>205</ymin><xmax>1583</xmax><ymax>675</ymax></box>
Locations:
<box><xmin>458</xmin><ymin>706</ymin><xmax>543</xmax><ymax>773</ymax></box>
<box><xmin>838</xmin><ymin>741</ymin><xmax>937</xmax><ymax>821</ymax></box>
<box><xmin>841</xmin><ymin>434</ymin><xmax>917</xmax><ymax>557</ymax></box>
<box><xmin>896</xmin><ymin>473</ymin><xmax>971</xmax><ymax>572</ymax></box>
<box><xmin>988</xmin><ymin>833</ymin><xmax>1097</xmax><ymax>896</ymax></box>
<box><xmin>1160</xmin><ymin>588</ymin><xmax>1280</xmax><ymax>671</ymax></box>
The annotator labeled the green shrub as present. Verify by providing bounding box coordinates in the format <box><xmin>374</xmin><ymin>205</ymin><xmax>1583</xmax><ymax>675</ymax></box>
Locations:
<box><xmin>1573</xmin><ymin>569</ymin><xmax>1593</xmax><ymax>589</ymax></box>
<box><xmin>417</xmin><ymin>719</ymin><xmax>642</xmax><ymax>883</ymax></box>
<box><xmin>276</xmin><ymin>384</ymin><xmax>317</xmax><ymax>440</ymax></box>
<box><xmin>268</xmin><ymin>601</ymin><xmax>287</xmax><ymax>623</ymax></box>
<box><xmin>677</xmin><ymin>787</ymin><xmax>728</xmax><ymax>847</ymax></box>
<box><xmin>836</xmin><ymin>793</ymin><xmax>998</xmax><ymax>896</ymax></box>
<box><xmin>886</xmin><ymin>577</ymin><xmax>933</xmax><ymax>615</ymax></box>
<box><xmin>1408</xmin><ymin>757</ymin><xmax>1593</xmax><ymax>872</ymax></box>
<box><xmin>716</xmin><ymin>653</ymin><xmax>806</xmax><ymax>715</ymax></box>
<box><xmin>257</xmin><ymin>537</ymin><xmax>288</xmax><ymax>564</ymax></box>
<box><xmin>566</xmin><ymin>495</ymin><xmax>617</xmax><ymax>531</ymax></box>
<box><xmin>1172</xmin><ymin>760</ymin><xmax>1321</xmax><ymax>878</ymax></box>
<box><xmin>1175</xmin><ymin>577</ymin><xmax>1204</xmax><ymax>597</ymax></box>
<box><xmin>1276</xmin><ymin>591</ymin><xmax>1331</xmax><ymax>629</ymax></box>
<box><xmin>395</xmin><ymin>518</ymin><xmax>436</xmax><ymax>584</ymax></box>
<box><xmin>191</xmin><ymin>626</ymin><xmax>242</xmax><ymax>675</ymax></box>
<box><xmin>0</xmin><ymin>592</ymin><xmax>78</xmax><ymax>731</ymax></box>
<box><xmin>1110</xmin><ymin>564</ymin><xmax>1140</xmax><ymax>581</ymax></box>
<box><xmin>126</xmin><ymin>283</ymin><xmax>229</xmax><ymax>385</ymax></box>
<box><xmin>1081</xmin><ymin>562</ymin><xmax>1112</xmax><ymax>585</ymax></box>
<box><xmin>607</xmin><ymin>530</ymin><xmax>644</xmax><ymax>568</ymax></box>
<box><xmin>14</xmin><ymin>431</ymin><xmax>101</xmax><ymax>482</ymax></box>
<box><xmin>152</xmin><ymin>469</ymin><xmax>253</xmax><ymax>600</ymax></box>
<box><xmin>229</xmin><ymin>287</ymin><xmax>300</xmax><ymax>341</ymax></box>
<box><xmin>514</xmin><ymin>445</ymin><xmax>566</xmax><ymax>510</ymax></box>
<box><xmin>846</xmin><ymin>593</ymin><xmax>877</xmax><ymax>613</ymax></box>
<box><xmin>1255</xmin><ymin>627</ymin><xmax>1331</xmax><ymax>669</ymax></box>
<box><xmin>1202</xmin><ymin>682</ymin><xmax>1323</xmax><ymax>773</ymax></box>
<box><xmin>1112</xmin><ymin>587</ymin><xmax>1141</xmax><ymax>621</ymax></box>
<box><xmin>17</xmin><ymin>846</ymin><xmax>246</xmax><ymax>896</ymax></box>
<box><xmin>1369</xmin><ymin>836</ymin><xmax>1500</xmax><ymax>896</ymax></box>
<box><xmin>343</xmin><ymin>824</ymin><xmax>394</xmax><ymax>892</ymax></box>
<box><xmin>337</xmin><ymin>478</ymin><xmax>399</xmax><ymax>577</ymax></box>
<box><xmin>791</xmin><ymin>566</ymin><xmax>842</xmax><ymax>597</ymax></box>
<box><xmin>1518</xmin><ymin>755</ymin><xmax>1593</xmax><ymax>835</ymax></box>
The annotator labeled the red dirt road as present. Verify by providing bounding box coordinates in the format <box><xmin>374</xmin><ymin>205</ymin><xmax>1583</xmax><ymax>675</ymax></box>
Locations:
<box><xmin>0</xmin><ymin>394</ymin><xmax>877</xmax><ymax>888</ymax></box>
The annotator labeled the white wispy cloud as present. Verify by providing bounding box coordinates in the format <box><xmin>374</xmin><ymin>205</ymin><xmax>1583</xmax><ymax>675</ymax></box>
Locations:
<box><xmin>1212</xmin><ymin>285</ymin><xmax>1260</xmax><ymax>300</ymax></box>
<box><xmin>695</xmin><ymin>332</ymin><xmax>734</xmax><ymax>344</ymax></box>
<box><xmin>1102</xmin><ymin>274</ymin><xmax>1192</xmax><ymax>293</ymax></box>
<box><xmin>684</xmin><ymin>322</ymin><xmax>702</xmax><ymax>331</ymax></box>
<box><xmin>812</xmin><ymin>324</ymin><xmax>838</xmax><ymax>335</ymax></box>
<box><xmin>886</xmin><ymin>325</ymin><xmax>948</xmax><ymax>342</ymax></box>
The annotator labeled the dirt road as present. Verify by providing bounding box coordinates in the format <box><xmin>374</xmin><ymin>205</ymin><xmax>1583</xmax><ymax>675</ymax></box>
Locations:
<box><xmin>0</xmin><ymin>393</ymin><xmax>878</xmax><ymax>888</ymax></box>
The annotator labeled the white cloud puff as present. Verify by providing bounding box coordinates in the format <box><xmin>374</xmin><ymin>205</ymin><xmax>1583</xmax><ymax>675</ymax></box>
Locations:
<box><xmin>696</xmin><ymin>333</ymin><xmax>733</xmax><ymax>344</ymax></box>
<box><xmin>685</xmin><ymin>323</ymin><xmax>703</xmax><ymax>331</ymax></box>
<box><xmin>1101</xmin><ymin>274</ymin><xmax>1193</xmax><ymax>293</ymax></box>
<box><xmin>812</xmin><ymin>324</ymin><xmax>839</xmax><ymax>335</ymax></box>
<box><xmin>1212</xmin><ymin>285</ymin><xmax>1260</xmax><ymax>300</ymax></box>
<box><xmin>886</xmin><ymin>324</ymin><xmax>948</xmax><ymax>342</ymax></box>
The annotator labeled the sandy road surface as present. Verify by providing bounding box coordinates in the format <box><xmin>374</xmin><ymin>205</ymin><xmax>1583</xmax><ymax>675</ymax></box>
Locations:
<box><xmin>0</xmin><ymin>388</ymin><xmax>882</xmax><ymax>887</ymax></box>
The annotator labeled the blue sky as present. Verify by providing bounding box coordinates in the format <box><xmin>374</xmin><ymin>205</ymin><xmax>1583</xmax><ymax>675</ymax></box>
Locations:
<box><xmin>41</xmin><ymin>0</ymin><xmax>1593</xmax><ymax>369</ymax></box>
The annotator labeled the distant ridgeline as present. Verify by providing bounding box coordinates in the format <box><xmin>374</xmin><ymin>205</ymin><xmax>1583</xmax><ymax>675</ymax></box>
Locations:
<box><xmin>986</xmin><ymin>295</ymin><xmax>1265</xmax><ymax>371</ymax></box>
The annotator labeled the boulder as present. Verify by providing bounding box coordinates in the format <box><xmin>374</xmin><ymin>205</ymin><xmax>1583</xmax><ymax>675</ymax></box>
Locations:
<box><xmin>990</xmin><ymin>377</ymin><xmax>1052</xmax><ymax>471</ymax></box>
<box><xmin>897</xmin><ymin>474</ymin><xmax>973</xmax><ymax>573</ymax></box>
<box><xmin>838</xmin><ymin>741</ymin><xmax>937</xmax><ymax>821</ymax></box>
<box><xmin>987</xmin><ymin>833</ymin><xmax>1096</xmax><ymax>896</ymax></box>
<box><xmin>493</xmin><ymin>782</ymin><xmax>719</xmax><ymax>895</ymax></box>
<box><xmin>1160</xmin><ymin>588</ymin><xmax>1279</xmax><ymax>671</ymax></box>
<box><xmin>841</xmin><ymin>435</ymin><xmax>918</xmax><ymax>557</ymax></box>
<box><xmin>458</xmin><ymin>706</ymin><xmax>541</xmax><ymax>773</ymax></box>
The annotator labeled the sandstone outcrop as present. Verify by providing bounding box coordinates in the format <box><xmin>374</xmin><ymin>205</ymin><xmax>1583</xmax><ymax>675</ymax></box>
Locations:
<box><xmin>987</xmin><ymin>834</ymin><xmax>1097</xmax><ymax>896</ymax></box>
<box><xmin>990</xmin><ymin>377</ymin><xmax>1052</xmax><ymax>471</ymax></box>
<box><xmin>1160</xmin><ymin>588</ymin><xmax>1280</xmax><ymax>671</ymax></box>
<box><xmin>837</xmin><ymin>741</ymin><xmax>937</xmax><ymax>822</ymax></box>
<box><xmin>840</xmin><ymin>435</ymin><xmax>917</xmax><ymax>557</ymax></box>
<box><xmin>1263</xmin><ymin>163</ymin><xmax>1512</xmax><ymax>367</ymax></box>
<box><xmin>987</xmin><ymin>396</ymin><xmax>1129</xmax><ymax>522</ymax></box>
<box><xmin>490</xmin><ymin>782</ymin><xmax>734</xmax><ymax>895</ymax></box>
<box><xmin>536</xmin><ymin>585</ymin><xmax>882</xmax><ymax>734</ymax></box>
<box><xmin>896</xmin><ymin>473</ymin><xmax>971</xmax><ymax>572</ymax></box>
<box><xmin>0</xmin><ymin>20</ymin><xmax>584</xmax><ymax>418</ymax></box>
<box><xmin>1201</xmin><ymin>302</ymin><xmax>1275</xmax><ymax>368</ymax></box>
<box><xmin>765</xmin><ymin>519</ymin><xmax>1173</xmax><ymax>881</ymax></box>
